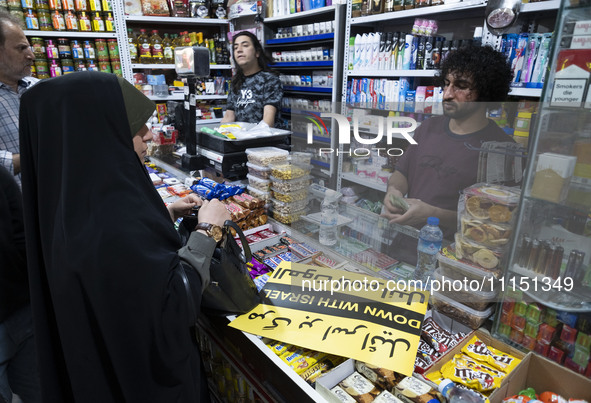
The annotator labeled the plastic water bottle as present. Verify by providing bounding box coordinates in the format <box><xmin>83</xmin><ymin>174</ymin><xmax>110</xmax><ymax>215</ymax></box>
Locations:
<box><xmin>319</xmin><ymin>189</ymin><xmax>340</xmax><ymax>246</ymax></box>
<box><xmin>438</xmin><ymin>379</ymin><xmax>484</xmax><ymax>403</ymax></box>
<box><xmin>415</xmin><ymin>216</ymin><xmax>443</xmax><ymax>287</ymax></box>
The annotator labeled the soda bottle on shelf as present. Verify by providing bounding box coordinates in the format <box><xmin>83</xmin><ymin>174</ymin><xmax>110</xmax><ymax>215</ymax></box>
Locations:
<box><xmin>137</xmin><ymin>29</ymin><xmax>151</xmax><ymax>64</ymax></box>
<box><xmin>414</xmin><ymin>216</ymin><xmax>443</xmax><ymax>288</ymax></box>
<box><xmin>438</xmin><ymin>379</ymin><xmax>484</xmax><ymax>403</ymax></box>
<box><xmin>150</xmin><ymin>30</ymin><xmax>164</xmax><ymax>64</ymax></box>
<box><xmin>127</xmin><ymin>28</ymin><xmax>138</xmax><ymax>63</ymax></box>
<box><xmin>162</xmin><ymin>33</ymin><xmax>173</xmax><ymax>64</ymax></box>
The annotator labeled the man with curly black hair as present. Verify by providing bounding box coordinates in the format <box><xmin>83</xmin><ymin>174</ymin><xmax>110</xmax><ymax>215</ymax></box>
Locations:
<box><xmin>382</xmin><ymin>45</ymin><xmax>514</xmax><ymax>239</ymax></box>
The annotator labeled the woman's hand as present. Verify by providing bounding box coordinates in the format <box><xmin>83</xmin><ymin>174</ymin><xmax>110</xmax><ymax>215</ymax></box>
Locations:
<box><xmin>167</xmin><ymin>194</ymin><xmax>203</xmax><ymax>222</ymax></box>
<box><xmin>197</xmin><ymin>199</ymin><xmax>231</xmax><ymax>228</ymax></box>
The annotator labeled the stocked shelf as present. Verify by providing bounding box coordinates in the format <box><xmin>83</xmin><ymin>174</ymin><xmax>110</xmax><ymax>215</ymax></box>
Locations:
<box><xmin>350</xmin><ymin>0</ymin><xmax>487</xmax><ymax>25</ymax></box>
<box><xmin>264</xmin><ymin>5</ymin><xmax>336</xmax><ymax>24</ymax></box>
<box><xmin>521</xmin><ymin>0</ymin><xmax>561</xmax><ymax>13</ymax></box>
<box><xmin>273</xmin><ymin>61</ymin><xmax>334</xmax><ymax>68</ymax></box>
<box><xmin>509</xmin><ymin>87</ymin><xmax>543</xmax><ymax>97</ymax></box>
<box><xmin>147</xmin><ymin>94</ymin><xmax>227</xmax><ymax>101</ymax></box>
<box><xmin>347</xmin><ymin>69</ymin><xmax>436</xmax><ymax>78</ymax></box>
<box><xmin>341</xmin><ymin>172</ymin><xmax>387</xmax><ymax>192</ymax></box>
<box><xmin>283</xmin><ymin>85</ymin><xmax>332</xmax><ymax>93</ymax></box>
<box><xmin>124</xmin><ymin>16</ymin><xmax>229</xmax><ymax>25</ymax></box>
<box><xmin>510</xmin><ymin>266</ymin><xmax>591</xmax><ymax>313</ymax></box>
<box><xmin>131</xmin><ymin>63</ymin><xmax>232</xmax><ymax>69</ymax></box>
<box><xmin>24</xmin><ymin>30</ymin><xmax>117</xmax><ymax>38</ymax></box>
<box><xmin>266</xmin><ymin>32</ymin><xmax>334</xmax><ymax>45</ymax></box>
<box><xmin>291</xmin><ymin>131</ymin><xmax>331</xmax><ymax>144</ymax></box>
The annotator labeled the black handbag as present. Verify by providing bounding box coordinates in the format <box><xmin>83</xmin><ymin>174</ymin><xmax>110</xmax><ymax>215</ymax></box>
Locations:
<box><xmin>179</xmin><ymin>215</ymin><xmax>260</xmax><ymax>316</ymax></box>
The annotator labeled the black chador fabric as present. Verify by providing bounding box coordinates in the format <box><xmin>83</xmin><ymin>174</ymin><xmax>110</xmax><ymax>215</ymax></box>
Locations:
<box><xmin>19</xmin><ymin>72</ymin><xmax>209</xmax><ymax>402</ymax></box>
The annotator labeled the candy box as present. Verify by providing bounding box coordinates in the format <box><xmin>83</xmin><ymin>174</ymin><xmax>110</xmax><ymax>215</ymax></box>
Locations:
<box><xmin>460</xmin><ymin>183</ymin><xmax>520</xmax><ymax>224</ymax></box>
<box><xmin>424</xmin><ymin>329</ymin><xmax>527</xmax><ymax>402</ymax></box>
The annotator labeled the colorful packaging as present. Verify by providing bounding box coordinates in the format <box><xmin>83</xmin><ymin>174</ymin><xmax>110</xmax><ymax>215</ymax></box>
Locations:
<box><xmin>462</xmin><ymin>335</ymin><xmax>521</xmax><ymax>373</ymax></box>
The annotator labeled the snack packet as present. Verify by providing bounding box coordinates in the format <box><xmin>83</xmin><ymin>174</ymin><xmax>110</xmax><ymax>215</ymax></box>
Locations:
<box><xmin>461</xmin><ymin>335</ymin><xmax>521</xmax><ymax>373</ymax></box>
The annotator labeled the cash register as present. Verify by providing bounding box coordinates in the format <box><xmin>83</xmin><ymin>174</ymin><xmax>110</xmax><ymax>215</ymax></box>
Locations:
<box><xmin>175</xmin><ymin>46</ymin><xmax>290</xmax><ymax>179</ymax></box>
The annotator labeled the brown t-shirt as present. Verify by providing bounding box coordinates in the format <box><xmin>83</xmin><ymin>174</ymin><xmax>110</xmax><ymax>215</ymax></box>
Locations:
<box><xmin>395</xmin><ymin>115</ymin><xmax>513</xmax><ymax>233</ymax></box>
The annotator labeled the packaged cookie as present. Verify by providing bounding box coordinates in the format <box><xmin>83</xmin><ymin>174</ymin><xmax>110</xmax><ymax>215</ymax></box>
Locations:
<box><xmin>339</xmin><ymin>372</ymin><xmax>381</xmax><ymax>403</ymax></box>
<box><xmin>460</xmin><ymin>213</ymin><xmax>513</xmax><ymax>248</ymax></box>
<box><xmin>354</xmin><ymin>361</ymin><xmax>400</xmax><ymax>392</ymax></box>
<box><xmin>460</xmin><ymin>183</ymin><xmax>520</xmax><ymax>224</ymax></box>
<box><xmin>454</xmin><ymin>233</ymin><xmax>504</xmax><ymax>270</ymax></box>
<box><xmin>394</xmin><ymin>376</ymin><xmax>441</xmax><ymax>403</ymax></box>
<box><xmin>245</xmin><ymin>146</ymin><xmax>288</xmax><ymax>166</ymax></box>
<box><xmin>331</xmin><ymin>385</ymin><xmax>357</xmax><ymax>403</ymax></box>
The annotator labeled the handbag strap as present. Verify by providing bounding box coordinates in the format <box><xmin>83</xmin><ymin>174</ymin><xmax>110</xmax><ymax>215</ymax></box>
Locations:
<box><xmin>223</xmin><ymin>220</ymin><xmax>252</xmax><ymax>263</ymax></box>
<box><xmin>177</xmin><ymin>262</ymin><xmax>199</xmax><ymax>341</ymax></box>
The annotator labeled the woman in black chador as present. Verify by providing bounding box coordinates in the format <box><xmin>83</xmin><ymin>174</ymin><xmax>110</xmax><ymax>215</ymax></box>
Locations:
<box><xmin>19</xmin><ymin>71</ymin><xmax>229</xmax><ymax>402</ymax></box>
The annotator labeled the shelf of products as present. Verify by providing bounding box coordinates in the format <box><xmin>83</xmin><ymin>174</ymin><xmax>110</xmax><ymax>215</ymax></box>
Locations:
<box><xmin>124</xmin><ymin>16</ymin><xmax>229</xmax><ymax>25</ymax></box>
<box><xmin>341</xmin><ymin>171</ymin><xmax>387</xmax><ymax>193</ymax></box>
<box><xmin>24</xmin><ymin>30</ymin><xmax>117</xmax><ymax>38</ymax></box>
<box><xmin>266</xmin><ymin>32</ymin><xmax>334</xmax><ymax>45</ymax></box>
<box><xmin>131</xmin><ymin>63</ymin><xmax>232</xmax><ymax>69</ymax></box>
<box><xmin>264</xmin><ymin>5</ymin><xmax>336</xmax><ymax>24</ymax></box>
<box><xmin>491</xmin><ymin>0</ymin><xmax>591</xmax><ymax>375</ymax></box>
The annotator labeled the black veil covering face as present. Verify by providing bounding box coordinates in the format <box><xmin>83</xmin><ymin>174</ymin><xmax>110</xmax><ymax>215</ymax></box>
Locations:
<box><xmin>19</xmin><ymin>72</ymin><xmax>209</xmax><ymax>402</ymax></box>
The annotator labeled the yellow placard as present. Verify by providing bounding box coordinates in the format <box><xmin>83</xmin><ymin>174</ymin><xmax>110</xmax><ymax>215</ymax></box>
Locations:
<box><xmin>229</xmin><ymin>262</ymin><xmax>429</xmax><ymax>376</ymax></box>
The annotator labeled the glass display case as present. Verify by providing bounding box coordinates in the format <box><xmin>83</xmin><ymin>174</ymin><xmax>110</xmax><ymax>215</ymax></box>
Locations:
<box><xmin>492</xmin><ymin>0</ymin><xmax>591</xmax><ymax>375</ymax></box>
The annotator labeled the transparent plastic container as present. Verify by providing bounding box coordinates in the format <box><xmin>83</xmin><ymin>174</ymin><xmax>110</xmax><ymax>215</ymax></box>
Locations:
<box><xmin>454</xmin><ymin>233</ymin><xmax>504</xmax><ymax>271</ymax></box>
<box><xmin>272</xmin><ymin>187</ymin><xmax>308</xmax><ymax>203</ymax></box>
<box><xmin>270</xmin><ymin>162</ymin><xmax>312</xmax><ymax>180</ymax></box>
<box><xmin>459</xmin><ymin>213</ymin><xmax>512</xmax><ymax>248</ymax></box>
<box><xmin>269</xmin><ymin>175</ymin><xmax>311</xmax><ymax>193</ymax></box>
<box><xmin>247</xmin><ymin>174</ymin><xmax>271</xmax><ymax>191</ymax></box>
<box><xmin>270</xmin><ymin>207</ymin><xmax>306</xmax><ymax>224</ymax></box>
<box><xmin>432</xmin><ymin>268</ymin><xmax>498</xmax><ymax>311</ymax></box>
<box><xmin>246</xmin><ymin>161</ymin><xmax>272</xmax><ymax>179</ymax></box>
<box><xmin>270</xmin><ymin>198</ymin><xmax>308</xmax><ymax>215</ymax></box>
<box><xmin>461</xmin><ymin>183</ymin><xmax>520</xmax><ymax>224</ymax></box>
<box><xmin>245</xmin><ymin>146</ymin><xmax>289</xmax><ymax>166</ymax></box>
<box><xmin>291</xmin><ymin>151</ymin><xmax>313</xmax><ymax>165</ymax></box>
<box><xmin>437</xmin><ymin>248</ymin><xmax>502</xmax><ymax>284</ymax></box>
<box><xmin>431</xmin><ymin>290</ymin><xmax>495</xmax><ymax>330</ymax></box>
<box><xmin>247</xmin><ymin>185</ymin><xmax>272</xmax><ymax>202</ymax></box>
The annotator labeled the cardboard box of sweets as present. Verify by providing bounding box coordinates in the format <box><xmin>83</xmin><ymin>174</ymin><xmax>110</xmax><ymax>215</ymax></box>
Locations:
<box><xmin>424</xmin><ymin>329</ymin><xmax>591</xmax><ymax>403</ymax></box>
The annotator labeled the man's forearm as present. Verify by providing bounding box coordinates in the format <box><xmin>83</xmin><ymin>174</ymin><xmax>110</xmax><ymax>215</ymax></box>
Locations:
<box><xmin>386</xmin><ymin>170</ymin><xmax>408</xmax><ymax>196</ymax></box>
<box><xmin>429</xmin><ymin>206</ymin><xmax>457</xmax><ymax>231</ymax></box>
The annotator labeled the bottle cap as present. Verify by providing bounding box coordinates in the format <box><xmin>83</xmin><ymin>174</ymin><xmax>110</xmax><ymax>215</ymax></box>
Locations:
<box><xmin>427</xmin><ymin>216</ymin><xmax>439</xmax><ymax>226</ymax></box>
<box><xmin>438</xmin><ymin>378</ymin><xmax>454</xmax><ymax>395</ymax></box>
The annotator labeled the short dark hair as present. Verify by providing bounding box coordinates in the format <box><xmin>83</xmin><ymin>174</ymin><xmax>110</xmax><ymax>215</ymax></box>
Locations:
<box><xmin>0</xmin><ymin>11</ymin><xmax>21</xmax><ymax>47</ymax></box>
<box><xmin>436</xmin><ymin>45</ymin><xmax>513</xmax><ymax>103</ymax></box>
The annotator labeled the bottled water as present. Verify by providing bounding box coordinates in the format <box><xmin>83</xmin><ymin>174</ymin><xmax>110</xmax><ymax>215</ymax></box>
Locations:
<box><xmin>414</xmin><ymin>216</ymin><xmax>443</xmax><ymax>287</ymax></box>
<box><xmin>319</xmin><ymin>189</ymin><xmax>340</xmax><ymax>246</ymax></box>
<box><xmin>439</xmin><ymin>379</ymin><xmax>484</xmax><ymax>403</ymax></box>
